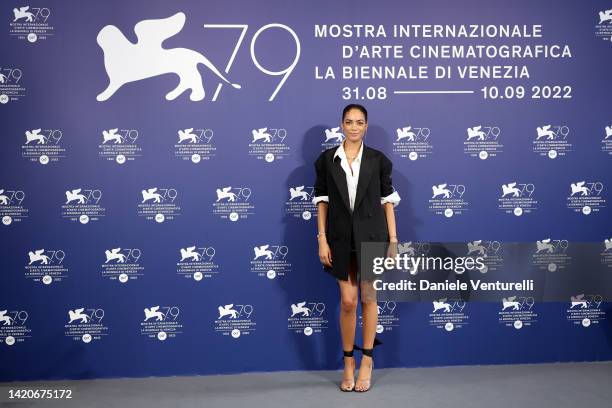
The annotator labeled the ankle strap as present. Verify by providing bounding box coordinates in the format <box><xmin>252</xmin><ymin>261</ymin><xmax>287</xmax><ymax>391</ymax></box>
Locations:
<box><xmin>353</xmin><ymin>337</ymin><xmax>383</xmax><ymax>357</ymax></box>
<box><xmin>343</xmin><ymin>349</ymin><xmax>354</xmax><ymax>357</ymax></box>
<box><xmin>361</xmin><ymin>348</ymin><xmax>374</xmax><ymax>357</ymax></box>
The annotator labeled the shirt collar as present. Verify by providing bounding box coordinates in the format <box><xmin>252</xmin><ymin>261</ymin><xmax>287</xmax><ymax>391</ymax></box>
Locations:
<box><xmin>334</xmin><ymin>140</ymin><xmax>364</xmax><ymax>162</ymax></box>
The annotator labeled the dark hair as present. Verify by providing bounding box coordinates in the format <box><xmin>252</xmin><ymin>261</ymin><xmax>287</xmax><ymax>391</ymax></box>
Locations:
<box><xmin>342</xmin><ymin>104</ymin><xmax>368</xmax><ymax>123</ymax></box>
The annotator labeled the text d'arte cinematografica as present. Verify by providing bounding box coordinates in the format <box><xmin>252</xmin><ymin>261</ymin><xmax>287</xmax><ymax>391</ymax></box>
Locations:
<box><xmin>315</xmin><ymin>24</ymin><xmax>570</xmax><ymax>80</ymax></box>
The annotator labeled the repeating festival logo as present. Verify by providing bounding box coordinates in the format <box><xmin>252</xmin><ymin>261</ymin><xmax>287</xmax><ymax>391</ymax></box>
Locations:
<box><xmin>0</xmin><ymin>66</ymin><xmax>25</xmax><ymax>104</ymax></box>
<box><xmin>213</xmin><ymin>303</ymin><xmax>256</xmax><ymax>338</ymax></box>
<box><xmin>0</xmin><ymin>187</ymin><xmax>28</xmax><ymax>225</ymax></box>
<box><xmin>532</xmin><ymin>125</ymin><xmax>572</xmax><ymax>159</ymax></box>
<box><xmin>602</xmin><ymin>125</ymin><xmax>612</xmax><ymax>155</ymax></box>
<box><xmin>566</xmin><ymin>181</ymin><xmax>606</xmax><ymax>215</ymax></box>
<box><xmin>497</xmin><ymin>182</ymin><xmax>537</xmax><ymax>216</ymax></box>
<box><xmin>321</xmin><ymin>127</ymin><xmax>344</xmax><ymax>151</ymax></box>
<box><xmin>102</xmin><ymin>248</ymin><xmax>144</xmax><ymax>283</ymax></box>
<box><xmin>398</xmin><ymin>241</ymin><xmax>429</xmax><ymax>257</ymax></box>
<box><xmin>9</xmin><ymin>6</ymin><xmax>53</xmax><ymax>42</ymax></box>
<box><xmin>24</xmin><ymin>248</ymin><xmax>68</xmax><ymax>284</ymax></box>
<box><xmin>250</xmin><ymin>244</ymin><xmax>291</xmax><ymax>279</ymax></box>
<box><xmin>373</xmin><ymin>301</ymin><xmax>399</xmax><ymax>334</ymax></box>
<box><xmin>212</xmin><ymin>186</ymin><xmax>255</xmax><ymax>221</ymax></box>
<box><xmin>140</xmin><ymin>305</ymin><xmax>182</xmax><ymax>341</ymax></box>
<box><xmin>64</xmin><ymin>307</ymin><xmax>108</xmax><ymax>343</ymax></box>
<box><xmin>531</xmin><ymin>239</ymin><xmax>571</xmax><ymax>272</ymax></box>
<box><xmin>566</xmin><ymin>294</ymin><xmax>605</xmax><ymax>328</ymax></box>
<box><xmin>466</xmin><ymin>240</ymin><xmax>503</xmax><ymax>273</ymax></box>
<box><xmin>287</xmin><ymin>301</ymin><xmax>328</xmax><ymax>336</ymax></box>
<box><xmin>61</xmin><ymin>188</ymin><xmax>105</xmax><ymax>224</ymax></box>
<box><xmin>98</xmin><ymin>128</ymin><xmax>142</xmax><ymax>164</ymax></box>
<box><xmin>138</xmin><ymin>187</ymin><xmax>181</xmax><ymax>223</ymax></box>
<box><xmin>595</xmin><ymin>9</ymin><xmax>612</xmax><ymax>42</ymax></box>
<box><xmin>248</xmin><ymin>127</ymin><xmax>291</xmax><ymax>163</ymax></box>
<box><xmin>498</xmin><ymin>296</ymin><xmax>537</xmax><ymax>329</ymax></box>
<box><xmin>174</xmin><ymin>128</ymin><xmax>216</xmax><ymax>163</ymax></box>
<box><xmin>428</xmin><ymin>298</ymin><xmax>468</xmax><ymax>331</ymax></box>
<box><xmin>396</xmin><ymin>241</ymin><xmax>430</xmax><ymax>274</ymax></box>
<box><xmin>21</xmin><ymin>128</ymin><xmax>66</xmax><ymax>164</ymax></box>
<box><xmin>176</xmin><ymin>245</ymin><xmax>220</xmax><ymax>281</ymax></box>
<box><xmin>463</xmin><ymin>125</ymin><xmax>503</xmax><ymax>160</ymax></box>
<box><xmin>602</xmin><ymin>238</ymin><xmax>612</xmax><ymax>269</ymax></box>
<box><xmin>0</xmin><ymin>309</ymin><xmax>31</xmax><ymax>346</ymax></box>
<box><xmin>428</xmin><ymin>183</ymin><xmax>469</xmax><ymax>218</ymax></box>
<box><xmin>285</xmin><ymin>185</ymin><xmax>316</xmax><ymax>220</ymax></box>
<box><xmin>393</xmin><ymin>124</ymin><xmax>434</xmax><ymax>161</ymax></box>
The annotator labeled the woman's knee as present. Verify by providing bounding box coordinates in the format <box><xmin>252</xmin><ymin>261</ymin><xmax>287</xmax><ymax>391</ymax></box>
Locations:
<box><xmin>360</xmin><ymin>282</ymin><xmax>378</xmax><ymax>305</ymax></box>
<box><xmin>340</xmin><ymin>296</ymin><xmax>358</xmax><ymax>313</ymax></box>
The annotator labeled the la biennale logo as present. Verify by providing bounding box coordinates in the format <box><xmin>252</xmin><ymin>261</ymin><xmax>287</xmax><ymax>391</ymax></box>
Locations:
<box><xmin>0</xmin><ymin>310</ymin><xmax>14</xmax><ymax>326</ymax></box>
<box><xmin>28</xmin><ymin>249</ymin><xmax>50</xmax><ymax>264</ymax></box>
<box><xmin>218</xmin><ymin>304</ymin><xmax>239</xmax><ymax>319</ymax></box>
<box><xmin>251</xmin><ymin>128</ymin><xmax>273</xmax><ymax>143</ymax></box>
<box><xmin>325</xmin><ymin>127</ymin><xmax>344</xmax><ymax>143</ymax></box>
<box><xmin>68</xmin><ymin>308</ymin><xmax>89</xmax><ymax>324</ymax></box>
<box><xmin>289</xmin><ymin>186</ymin><xmax>310</xmax><ymax>201</ymax></box>
<box><xmin>25</xmin><ymin>129</ymin><xmax>45</xmax><ymax>144</ymax></box>
<box><xmin>216</xmin><ymin>187</ymin><xmax>238</xmax><ymax>202</ymax></box>
<box><xmin>144</xmin><ymin>306</ymin><xmax>165</xmax><ymax>322</ymax></box>
<box><xmin>595</xmin><ymin>10</ymin><xmax>612</xmax><ymax>42</ymax></box>
<box><xmin>96</xmin><ymin>12</ymin><xmax>240</xmax><ymax>101</ymax></box>
<box><xmin>13</xmin><ymin>6</ymin><xmax>34</xmax><ymax>22</ymax></box>
<box><xmin>96</xmin><ymin>12</ymin><xmax>301</xmax><ymax>101</ymax></box>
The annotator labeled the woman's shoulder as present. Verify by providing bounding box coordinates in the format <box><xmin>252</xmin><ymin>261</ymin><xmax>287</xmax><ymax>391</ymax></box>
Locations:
<box><xmin>316</xmin><ymin>146</ymin><xmax>340</xmax><ymax>162</ymax></box>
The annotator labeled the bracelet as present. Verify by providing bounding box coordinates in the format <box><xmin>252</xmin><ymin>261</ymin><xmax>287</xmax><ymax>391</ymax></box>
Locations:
<box><xmin>317</xmin><ymin>232</ymin><xmax>326</xmax><ymax>238</ymax></box>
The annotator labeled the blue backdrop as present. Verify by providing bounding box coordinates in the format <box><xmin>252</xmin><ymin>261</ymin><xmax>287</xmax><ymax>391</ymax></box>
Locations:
<box><xmin>1</xmin><ymin>0</ymin><xmax>611</xmax><ymax>381</ymax></box>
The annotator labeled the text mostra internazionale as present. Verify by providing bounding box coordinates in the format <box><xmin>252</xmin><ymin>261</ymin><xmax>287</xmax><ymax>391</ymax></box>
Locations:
<box><xmin>315</xmin><ymin>24</ymin><xmax>547</xmax><ymax>38</ymax></box>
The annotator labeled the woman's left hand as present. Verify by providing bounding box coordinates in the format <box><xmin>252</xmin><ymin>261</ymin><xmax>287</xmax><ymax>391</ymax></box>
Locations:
<box><xmin>387</xmin><ymin>239</ymin><xmax>398</xmax><ymax>259</ymax></box>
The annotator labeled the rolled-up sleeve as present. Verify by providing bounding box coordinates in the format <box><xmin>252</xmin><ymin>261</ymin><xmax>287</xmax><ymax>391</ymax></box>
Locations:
<box><xmin>381</xmin><ymin>191</ymin><xmax>401</xmax><ymax>207</ymax></box>
<box><xmin>380</xmin><ymin>154</ymin><xmax>400</xmax><ymax>207</ymax></box>
<box><xmin>312</xmin><ymin>153</ymin><xmax>329</xmax><ymax>205</ymax></box>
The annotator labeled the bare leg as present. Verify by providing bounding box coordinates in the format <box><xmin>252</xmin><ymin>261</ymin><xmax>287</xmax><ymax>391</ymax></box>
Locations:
<box><xmin>356</xmin><ymin>280</ymin><xmax>378</xmax><ymax>392</ymax></box>
<box><xmin>337</xmin><ymin>255</ymin><xmax>358</xmax><ymax>391</ymax></box>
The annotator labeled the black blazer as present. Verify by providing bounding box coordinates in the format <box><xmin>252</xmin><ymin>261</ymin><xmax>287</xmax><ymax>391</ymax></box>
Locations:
<box><xmin>314</xmin><ymin>144</ymin><xmax>395</xmax><ymax>281</ymax></box>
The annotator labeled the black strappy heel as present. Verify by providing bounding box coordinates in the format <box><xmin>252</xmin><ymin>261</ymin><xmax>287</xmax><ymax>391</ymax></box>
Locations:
<box><xmin>353</xmin><ymin>338</ymin><xmax>382</xmax><ymax>392</ymax></box>
<box><xmin>340</xmin><ymin>348</ymin><xmax>356</xmax><ymax>392</ymax></box>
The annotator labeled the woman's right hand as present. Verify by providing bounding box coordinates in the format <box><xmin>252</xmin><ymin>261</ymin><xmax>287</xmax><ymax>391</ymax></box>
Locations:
<box><xmin>318</xmin><ymin>240</ymin><xmax>332</xmax><ymax>267</ymax></box>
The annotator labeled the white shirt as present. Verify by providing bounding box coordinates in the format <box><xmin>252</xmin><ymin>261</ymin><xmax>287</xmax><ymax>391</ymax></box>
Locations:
<box><xmin>312</xmin><ymin>141</ymin><xmax>401</xmax><ymax>210</ymax></box>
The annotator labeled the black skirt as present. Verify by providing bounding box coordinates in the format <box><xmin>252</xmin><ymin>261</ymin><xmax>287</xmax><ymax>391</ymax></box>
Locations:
<box><xmin>350</xmin><ymin>228</ymin><xmax>359</xmax><ymax>281</ymax></box>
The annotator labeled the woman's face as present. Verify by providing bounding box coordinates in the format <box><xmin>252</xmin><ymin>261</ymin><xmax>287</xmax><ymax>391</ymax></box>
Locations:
<box><xmin>341</xmin><ymin>108</ymin><xmax>368</xmax><ymax>144</ymax></box>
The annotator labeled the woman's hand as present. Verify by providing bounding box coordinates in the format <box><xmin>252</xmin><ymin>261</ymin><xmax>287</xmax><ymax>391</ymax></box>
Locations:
<box><xmin>386</xmin><ymin>239</ymin><xmax>398</xmax><ymax>259</ymax></box>
<box><xmin>318</xmin><ymin>239</ymin><xmax>333</xmax><ymax>267</ymax></box>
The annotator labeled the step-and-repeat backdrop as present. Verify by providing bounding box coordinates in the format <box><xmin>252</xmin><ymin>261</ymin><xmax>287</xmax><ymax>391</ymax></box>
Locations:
<box><xmin>1</xmin><ymin>0</ymin><xmax>611</xmax><ymax>381</ymax></box>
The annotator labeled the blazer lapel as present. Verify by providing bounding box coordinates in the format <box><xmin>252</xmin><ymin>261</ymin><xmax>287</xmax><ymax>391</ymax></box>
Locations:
<box><xmin>329</xmin><ymin>149</ymin><xmax>352</xmax><ymax>213</ymax></box>
<box><xmin>354</xmin><ymin>147</ymin><xmax>374</xmax><ymax>211</ymax></box>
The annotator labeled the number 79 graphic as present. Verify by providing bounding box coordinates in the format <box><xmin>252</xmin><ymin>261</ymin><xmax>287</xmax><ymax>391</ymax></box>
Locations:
<box><xmin>203</xmin><ymin>24</ymin><xmax>301</xmax><ymax>101</ymax></box>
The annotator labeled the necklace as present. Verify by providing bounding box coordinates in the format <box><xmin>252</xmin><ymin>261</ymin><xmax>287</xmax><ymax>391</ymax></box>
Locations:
<box><xmin>343</xmin><ymin>141</ymin><xmax>361</xmax><ymax>160</ymax></box>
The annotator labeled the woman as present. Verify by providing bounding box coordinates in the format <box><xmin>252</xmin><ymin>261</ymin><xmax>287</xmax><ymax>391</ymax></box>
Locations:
<box><xmin>313</xmin><ymin>104</ymin><xmax>400</xmax><ymax>392</ymax></box>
